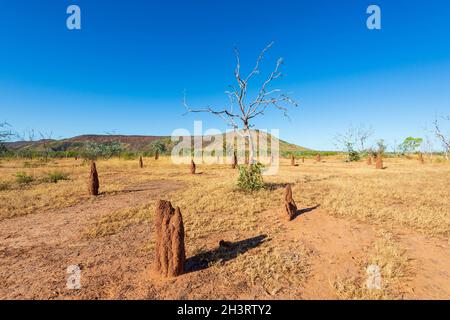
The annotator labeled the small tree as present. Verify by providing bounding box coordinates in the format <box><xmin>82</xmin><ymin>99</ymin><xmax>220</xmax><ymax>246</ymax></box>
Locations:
<box><xmin>335</xmin><ymin>126</ymin><xmax>364</xmax><ymax>162</ymax></box>
<box><xmin>399</xmin><ymin>137</ymin><xmax>423</xmax><ymax>155</ymax></box>
<box><xmin>376</xmin><ymin>139</ymin><xmax>387</xmax><ymax>156</ymax></box>
<box><xmin>151</xmin><ymin>140</ymin><xmax>167</xmax><ymax>155</ymax></box>
<box><xmin>39</xmin><ymin>131</ymin><xmax>54</xmax><ymax>162</ymax></box>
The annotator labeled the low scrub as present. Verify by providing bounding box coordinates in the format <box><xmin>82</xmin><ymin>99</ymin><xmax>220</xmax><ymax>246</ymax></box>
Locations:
<box><xmin>237</xmin><ymin>163</ymin><xmax>265</xmax><ymax>191</ymax></box>
<box><xmin>43</xmin><ymin>171</ymin><xmax>70</xmax><ymax>183</ymax></box>
<box><xmin>15</xmin><ymin>172</ymin><xmax>34</xmax><ymax>185</ymax></box>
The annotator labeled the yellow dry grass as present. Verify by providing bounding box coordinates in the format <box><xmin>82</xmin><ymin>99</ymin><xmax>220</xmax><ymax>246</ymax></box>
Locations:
<box><xmin>333</xmin><ymin>230</ymin><xmax>410</xmax><ymax>300</ymax></box>
<box><xmin>0</xmin><ymin>155</ymin><xmax>448</xmax><ymax>298</ymax></box>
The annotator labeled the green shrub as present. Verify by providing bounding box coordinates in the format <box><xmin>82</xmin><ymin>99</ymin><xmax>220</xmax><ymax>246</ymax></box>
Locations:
<box><xmin>15</xmin><ymin>172</ymin><xmax>34</xmax><ymax>185</ymax></box>
<box><xmin>237</xmin><ymin>163</ymin><xmax>265</xmax><ymax>191</ymax></box>
<box><xmin>43</xmin><ymin>171</ymin><xmax>70</xmax><ymax>183</ymax></box>
<box><xmin>347</xmin><ymin>149</ymin><xmax>361</xmax><ymax>162</ymax></box>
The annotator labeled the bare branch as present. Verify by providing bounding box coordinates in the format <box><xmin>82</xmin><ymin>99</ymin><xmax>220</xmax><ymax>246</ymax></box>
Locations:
<box><xmin>434</xmin><ymin>118</ymin><xmax>450</xmax><ymax>151</ymax></box>
<box><xmin>183</xmin><ymin>42</ymin><xmax>299</xmax><ymax>154</ymax></box>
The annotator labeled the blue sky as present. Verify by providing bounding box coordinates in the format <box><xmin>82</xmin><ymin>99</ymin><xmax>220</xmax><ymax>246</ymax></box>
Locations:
<box><xmin>1</xmin><ymin>0</ymin><xmax>449</xmax><ymax>150</ymax></box>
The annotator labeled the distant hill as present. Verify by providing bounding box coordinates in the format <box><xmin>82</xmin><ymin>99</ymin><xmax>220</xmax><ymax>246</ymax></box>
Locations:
<box><xmin>5</xmin><ymin>131</ymin><xmax>312</xmax><ymax>154</ymax></box>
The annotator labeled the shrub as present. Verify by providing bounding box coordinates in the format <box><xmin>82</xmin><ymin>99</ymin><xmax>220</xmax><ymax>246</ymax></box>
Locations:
<box><xmin>347</xmin><ymin>149</ymin><xmax>361</xmax><ymax>162</ymax></box>
<box><xmin>0</xmin><ymin>181</ymin><xmax>10</xmax><ymax>191</ymax></box>
<box><xmin>15</xmin><ymin>172</ymin><xmax>34</xmax><ymax>185</ymax></box>
<box><xmin>43</xmin><ymin>171</ymin><xmax>70</xmax><ymax>183</ymax></box>
<box><xmin>23</xmin><ymin>161</ymin><xmax>42</xmax><ymax>168</ymax></box>
<box><xmin>237</xmin><ymin>163</ymin><xmax>265</xmax><ymax>191</ymax></box>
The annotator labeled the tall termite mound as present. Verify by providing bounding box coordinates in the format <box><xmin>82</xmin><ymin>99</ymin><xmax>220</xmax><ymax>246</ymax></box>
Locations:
<box><xmin>155</xmin><ymin>151</ymin><xmax>159</xmax><ymax>160</ymax></box>
<box><xmin>316</xmin><ymin>154</ymin><xmax>321</xmax><ymax>163</ymax></box>
<box><xmin>191</xmin><ymin>160</ymin><xmax>196</xmax><ymax>174</ymax></box>
<box><xmin>154</xmin><ymin>200</ymin><xmax>185</xmax><ymax>277</ymax></box>
<box><xmin>302</xmin><ymin>157</ymin><xmax>305</xmax><ymax>163</ymax></box>
<box><xmin>283</xmin><ymin>184</ymin><xmax>297</xmax><ymax>221</ymax></box>
<box><xmin>367</xmin><ymin>156</ymin><xmax>372</xmax><ymax>165</ymax></box>
<box><xmin>376</xmin><ymin>155</ymin><xmax>383</xmax><ymax>169</ymax></box>
<box><xmin>232</xmin><ymin>151</ymin><xmax>238</xmax><ymax>169</ymax></box>
<box><xmin>139</xmin><ymin>156</ymin><xmax>144</xmax><ymax>168</ymax></box>
<box><xmin>291</xmin><ymin>155</ymin><xmax>295</xmax><ymax>166</ymax></box>
<box><xmin>88</xmin><ymin>161</ymin><xmax>99</xmax><ymax>196</ymax></box>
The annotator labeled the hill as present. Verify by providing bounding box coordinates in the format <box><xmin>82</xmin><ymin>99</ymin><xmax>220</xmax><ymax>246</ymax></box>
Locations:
<box><xmin>4</xmin><ymin>131</ymin><xmax>312</xmax><ymax>155</ymax></box>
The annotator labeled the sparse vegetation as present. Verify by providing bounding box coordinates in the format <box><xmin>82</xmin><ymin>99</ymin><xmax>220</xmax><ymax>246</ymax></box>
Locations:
<box><xmin>237</xmin><ymin>163</ymin><xmax>265</xmax><ymax>191</ymax></box>
<box><xmin>42</xmin><ymin>171</ymin><xmax>70</xmax><ymax>183</ymax></box>
<box><xmin>0</xmin><ymin>155</ymin><xmax>449</xmax><ymax>299</ymax></box>
<box><xmin>15</xmin><ymin>172</ymin><xmax>34</xmax><ymax>185</ymax></box>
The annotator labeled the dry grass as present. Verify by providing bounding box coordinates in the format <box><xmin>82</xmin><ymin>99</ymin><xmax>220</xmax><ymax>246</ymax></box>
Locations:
<box><xmin>0</xmin><ymin>155</ymin><xmax>448</xmax><ymax>298</ymax></box>
<box><xmin>333</xmin><ymin>231</ymin><xmax>410</xmax><ymax>300</ymax></box>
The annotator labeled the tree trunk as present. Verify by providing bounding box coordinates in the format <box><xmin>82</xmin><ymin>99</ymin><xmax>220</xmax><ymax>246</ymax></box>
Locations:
<box><xmin>245</xmin><ymin>126</ymin><xmax>255</xmax><ymax>165</ymax></box>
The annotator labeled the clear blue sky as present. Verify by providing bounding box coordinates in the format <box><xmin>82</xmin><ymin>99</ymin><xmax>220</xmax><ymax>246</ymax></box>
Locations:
<box><xmin>1</xmin><ymin>0</ymin><xmax>449</xmax><ymax>150</ymax></box>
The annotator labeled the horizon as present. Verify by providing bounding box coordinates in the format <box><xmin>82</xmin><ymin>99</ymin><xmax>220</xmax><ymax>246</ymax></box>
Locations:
<box><xmin>1</xmin><ymin>0</ymin><xmax>450</xmax><ymax>151</ymax></box>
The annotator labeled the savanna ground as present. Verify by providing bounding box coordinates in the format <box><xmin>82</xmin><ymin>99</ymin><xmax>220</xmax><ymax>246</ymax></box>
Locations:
<box><xmin>0</xmin><ymin>155</ymin><xmax>449</xmax><ymax>300</ymax></box>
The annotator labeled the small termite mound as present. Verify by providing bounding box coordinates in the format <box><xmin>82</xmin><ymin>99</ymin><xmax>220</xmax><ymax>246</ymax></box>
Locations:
<box><xmin>316</xmin><ymin>154</ymin><xmax>321</xmax><ymax>163</ymax></box>
<box><xmin>302</xmin><ymin>157</ymin><xmax>305</xmax><ymax>163</ymax></box>
<box><xmin>283</xmin><ymin>184</ymin><xmax>298</xmax><ymax>221</ymax></box>
<box><xmin>376</xmin><ymin>155</ymin><xmax>383</xmax><ymax>169</ymax></box>
<box><xmin>139</xmin><ymin>156</ymin><xmax>144</xmax><ymax>169</ymax></box>
<box><xmin>154</xmin><ymin>200</ymin><xmax>186</xmax><ymax>278</ymax></box>
<box><xmin>88</xmin><ymin>161</ymin><xmax>99</xmax><ymax>196</ymax></box>
<box><xmin>191</xmin><ymin>160</ymin><xmax>196</xmax><ymax>174</ymax></box>
<box><xmin>367</xmin><ymin>156</ymin><xmax>372</xmax><ymax>165</ymax></box>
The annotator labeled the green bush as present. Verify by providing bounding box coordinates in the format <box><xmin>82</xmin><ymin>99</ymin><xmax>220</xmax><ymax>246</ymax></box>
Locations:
<box><xmin>43</xmin><ymin>171</ymin><xmax>70</xmax><ymax>183</ymax></box>
<box><xmin>347</xmin><ymin>149</ymin><xmax>361</xmax><ymax>162</ymax></box>
<box><xmin>237</xmin><ymin>163</ymin><xmax>265</xmax><ymax>191</ymax></box>
<box><xmin>15</xmin><ymin>172</ymin><xmax>34</xmax><ymax>185</ymax></box>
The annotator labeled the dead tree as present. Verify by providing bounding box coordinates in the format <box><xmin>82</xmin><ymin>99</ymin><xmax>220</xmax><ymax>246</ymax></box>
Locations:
<box><xmin>0</xmin><ymin>122</ymin><xmax>14</xmax><ymax>153</ymax></box>
<box><xmin>38</xmin><ymin>131</ymin><xmax>54</xmax><ymax>162</ymax></box>
<box><xmin>434</xmin><ymin>117</ymin><xmax>450</xmax><ymax>160</ymax></box>
<box><xmin>232</xmin><ymin>151</ymin><xmax>238</xmax><ymax>169</ymax></box>
<box><xmin>184</xmin><ymin>42</ymin><xmax>298</xmax><ymax>164</ymax></box>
